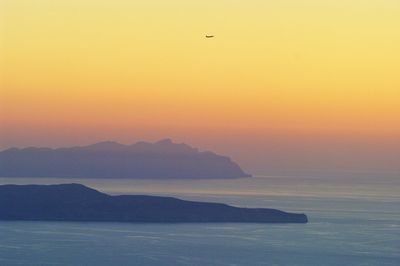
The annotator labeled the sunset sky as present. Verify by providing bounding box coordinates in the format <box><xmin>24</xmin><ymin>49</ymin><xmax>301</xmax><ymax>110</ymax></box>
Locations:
<box><xmin>1</xmin><ymin>0</ymin><xmax>399</xmax><ymax>176</ymax></box>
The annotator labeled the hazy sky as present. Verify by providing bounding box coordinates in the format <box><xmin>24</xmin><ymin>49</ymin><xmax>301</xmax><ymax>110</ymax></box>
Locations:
<box><xmin>1</xmin><ymin>0</ymin><xmax>399</xmax><ymax>176</ymax></box>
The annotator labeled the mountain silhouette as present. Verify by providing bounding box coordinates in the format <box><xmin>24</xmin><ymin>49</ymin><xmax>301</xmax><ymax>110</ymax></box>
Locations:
<box><xmin>0</xmin><ymin>184</ymin><xmax>308</xmax><ymax>223</ymax></box>
<box><xmin>0</xmin><ymin>139</ymin><xmax>251</xmax><ymax>179</ymax></box>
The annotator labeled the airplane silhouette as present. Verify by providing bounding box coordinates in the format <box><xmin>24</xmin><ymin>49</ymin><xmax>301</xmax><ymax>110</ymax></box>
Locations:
<box><xmin>206</xmin><ymin>35</ymin><xmax>214</xmax><ymax>38</ymax></box>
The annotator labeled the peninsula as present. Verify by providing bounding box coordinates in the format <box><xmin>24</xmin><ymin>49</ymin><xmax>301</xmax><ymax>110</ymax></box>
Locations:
<box><xmin>0</xmin><ymin>184</ymin><xmax>308</xmax><ymax>223</ymax></box>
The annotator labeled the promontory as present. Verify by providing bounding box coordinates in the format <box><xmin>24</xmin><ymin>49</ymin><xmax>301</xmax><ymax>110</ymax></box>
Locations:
<box><xmin>0</xmin><ymin>184</ymin><xmax>308</xmax><ymax>223</ymax></box>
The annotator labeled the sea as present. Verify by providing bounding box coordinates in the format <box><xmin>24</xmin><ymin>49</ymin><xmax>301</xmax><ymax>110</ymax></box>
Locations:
<box><xmin>0</xmin><ymin>175</ymin><xmax>399</xmax><ymax>266</ymax></box>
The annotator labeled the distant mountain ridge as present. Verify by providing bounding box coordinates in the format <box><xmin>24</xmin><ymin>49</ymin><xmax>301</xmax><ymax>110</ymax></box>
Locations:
<box><xmin>0</xmin><ymin>184</ymin><xmax>307</xmax><ymax>223</ymax></box>
<box><xmin>0</xmin><ymin>139</ymin><xmax>251</xmax><ymax>179</ymax></box>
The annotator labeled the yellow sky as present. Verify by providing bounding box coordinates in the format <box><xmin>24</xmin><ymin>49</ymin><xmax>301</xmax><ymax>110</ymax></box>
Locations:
<box><xmin>1</xmin><ymin>0</ymin><xmax>399</xmax><ymax>174</ymax></box>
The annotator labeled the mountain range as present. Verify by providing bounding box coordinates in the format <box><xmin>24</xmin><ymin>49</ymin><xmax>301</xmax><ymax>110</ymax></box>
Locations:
<box><xmin>0</xmin><ymin>139</ymin><xmax>251</xmax><ymax>179</ymax></box>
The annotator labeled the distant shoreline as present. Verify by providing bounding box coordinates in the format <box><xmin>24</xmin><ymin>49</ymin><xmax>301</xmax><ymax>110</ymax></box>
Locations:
<box><xmin>0</xmin><ymin>139</ymin><xmax>251</xmax><ymax>179</ymax></box>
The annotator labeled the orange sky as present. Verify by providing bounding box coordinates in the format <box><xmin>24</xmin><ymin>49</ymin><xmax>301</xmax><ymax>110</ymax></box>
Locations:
<box><xmin>1</xmin><ymin>0</ymin><xmax>399</xmax><ymax>176</ymax></box>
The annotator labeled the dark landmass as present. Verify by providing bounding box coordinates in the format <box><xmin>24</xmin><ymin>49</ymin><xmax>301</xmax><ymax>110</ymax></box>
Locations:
<box><xmin>0</xmin><ymin>139</ymin><xmax>251</xmax><ymax>179</ymax></box>
<box><xmin>0</xmin><ymin>184</ymin><xmax>308</xmax><ymax>223</ymax></box>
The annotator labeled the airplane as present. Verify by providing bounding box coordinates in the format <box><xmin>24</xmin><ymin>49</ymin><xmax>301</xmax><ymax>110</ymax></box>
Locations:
<box><xmin>206</xmin><ymin>35</ymin><xmax>214</xmax><ymax>38</ymax></box>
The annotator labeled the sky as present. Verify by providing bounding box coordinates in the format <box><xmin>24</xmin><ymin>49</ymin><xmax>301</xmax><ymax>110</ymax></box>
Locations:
<box><xmin>1</xmin><ymin>0</ymin><xmax>399</xmax><ymax>176</ymax></box>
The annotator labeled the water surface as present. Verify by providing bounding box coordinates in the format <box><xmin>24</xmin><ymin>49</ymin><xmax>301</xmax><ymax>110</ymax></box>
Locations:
<box><xmin>0</xmin><ymin>176</ymin><xmax>399</xmax><ymax>265</ymax></box>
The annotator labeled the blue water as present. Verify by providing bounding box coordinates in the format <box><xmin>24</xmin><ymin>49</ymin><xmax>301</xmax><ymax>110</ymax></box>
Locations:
<box><xmin>0</xmin><ymin>176</ymin><xmax>399</xmax><ymax>265</ymax></box>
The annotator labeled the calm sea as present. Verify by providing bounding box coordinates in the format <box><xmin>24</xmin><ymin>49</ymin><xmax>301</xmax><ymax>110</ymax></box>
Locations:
<box><xmin>0</xmin><ymin>176</ymin><xmax>399</xmax><ymax>265</ymax></box>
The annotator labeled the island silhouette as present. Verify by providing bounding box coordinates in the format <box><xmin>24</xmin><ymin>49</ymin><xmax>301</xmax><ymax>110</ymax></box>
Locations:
<box><xmin>0</xmin><ymin>184</ymin><xmax>308</xmax><ymax>223</ymax></box>
<box><xmin>0</xmin><ymin>139</ymin><xmax>251</xmax><ymax>179</ymax></box>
